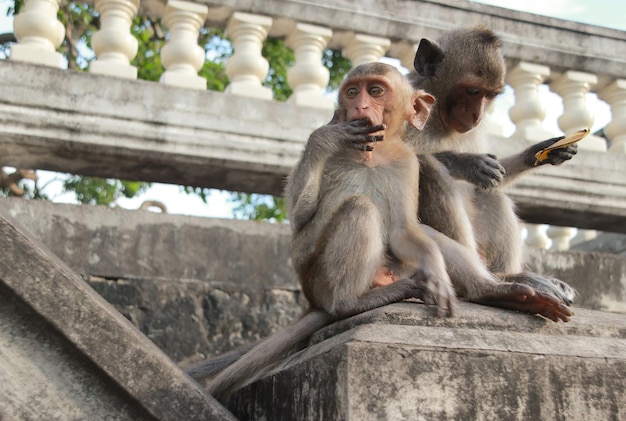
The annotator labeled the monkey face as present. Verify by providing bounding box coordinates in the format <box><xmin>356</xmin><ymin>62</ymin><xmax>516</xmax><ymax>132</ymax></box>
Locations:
<box><xmin>341</xmin><ymin>75</ymin><xmax>393</xmax><ymax>127</ymax></box>
<box><xmin>441</xmin><ymin>81</ymin><xmax>500</xmax><ymax>133</ymax></box>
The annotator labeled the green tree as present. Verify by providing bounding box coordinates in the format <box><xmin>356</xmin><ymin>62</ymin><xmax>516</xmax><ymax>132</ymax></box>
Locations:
<box><xmin>0</xmin><ymin>1</ymin><xmax>351</xmax><ymax>214</ymax></box>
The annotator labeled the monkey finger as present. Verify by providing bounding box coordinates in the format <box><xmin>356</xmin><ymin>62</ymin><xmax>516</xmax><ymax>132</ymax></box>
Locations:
<box><xmin>441</xmin><ymin>292</ymin><xmax>456</xmax><ymax>318</ymax></box>
<box><xmin>547</xmin><ymin>145</ymin><xmax>577</xmax><ymax>163</ymax></box>
<box><xmin>482</xmin><ymin>167</ymin><xmax>504</xmax><ymax>183</ymax></box>
<box><xmin>355</xmin><ymin>125</ymin><xmax>386</xmax><ymax>136</ymax></box>
<box><xmin>347</xmin><ymin>118</ymin><xmax>373</xmax><ymax>127</ymax></box>
<box><xmin>440</xmin><ymin>281</ymin><xmax>457</xmax><ymax>317</ymax></box>
<box><xmin>351</xmin><ymin>142</ymin><xmax>374</xmax><ymax>151</ymax></box>
<box><xmin>488</xmin><ymin>291</ymin><xmax>573</xmax><ymax>322</ymax></box>
<box><xmin>346</xmin><ymin>119</ymin><xmax>384</xmax><ymax>133</ymax></box>
<box><xmin>537</xmin><ymin>136</ymin><xmax>566</xmax><ymax>150</ymax></box>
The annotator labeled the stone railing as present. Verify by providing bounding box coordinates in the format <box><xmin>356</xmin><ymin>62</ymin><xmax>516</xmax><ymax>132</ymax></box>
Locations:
<box><xmin>2</xmin><ymin>0</ymin><xmax>626</xmax><ymax>249</ymax></box>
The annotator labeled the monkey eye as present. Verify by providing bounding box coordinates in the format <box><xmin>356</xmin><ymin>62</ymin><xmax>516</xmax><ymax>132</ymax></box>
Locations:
<box><xmin>345</xmin><ymin>86</ymin><xmax>359</xmax><ymax>98</ymax></box>
<box><xmin>485</xmin><ymin>92</ymin><xmax>499</xmax><ymax>100</ymax></box>
<box><xmin>368</xmin><ymin>85</ymin><xmax>385</xmax><ymax>96</ymax></box>
<box><xmin>466</xmin><ymin>87</ymin><xmax>481</xmax><ymax>96</ymax></box>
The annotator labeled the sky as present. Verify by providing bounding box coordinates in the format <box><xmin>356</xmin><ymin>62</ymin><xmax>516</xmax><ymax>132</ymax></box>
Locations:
<box><xmin>1</xmin><ymin>0</ymin><xmax>624</xmax><ymax>218</ymax></box>
<box><xmin>472</xmin><ymin>0</ymin><xmax>626</xmax><ymax>31</ymax></box>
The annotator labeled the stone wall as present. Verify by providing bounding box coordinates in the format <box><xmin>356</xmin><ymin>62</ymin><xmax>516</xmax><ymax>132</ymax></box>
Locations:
<box><xmin>2</xmin><ymin>197</ymin><xmax>625</xmax><ymax>367</ymax></box>
<box><xmin>0</xmin><ymin>209</ymin><xmax>235</xmax><ymax>420</ymax></box>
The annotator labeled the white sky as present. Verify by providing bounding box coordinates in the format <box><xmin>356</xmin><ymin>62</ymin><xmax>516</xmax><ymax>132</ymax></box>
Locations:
<box><xmin>1</xmin><ymin>0</ymin><xmax>624</xmax><ymax>218</ymax></box>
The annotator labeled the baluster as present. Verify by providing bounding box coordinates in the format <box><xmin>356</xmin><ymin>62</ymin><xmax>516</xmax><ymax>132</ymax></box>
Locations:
<box><xmin>89</xmin><ymin>0</ymin><xmax>140</xmax><ymax>79</ymax></box>
<box><xmin>524</xmin><ymin>224</ymin><xmax>549</xmax><ymax>250</ymax></box>
<box><xmin>224</xmin><ymin>12</ymin><xmax>273</xmax><ymax>100</ymax></box>
<box><xmin>159</xmin><ymin>0</ymin><xmax>208</xmax><ymax>90</ymax></box>
<box><xmin>599</xmin><ymin>79</ymin><xmax>626</xmax><ymax>154</ymax></box>
<box><xmin>342</xmin><ymin>33</ymin><xmax>391</xmax><ymax>67</ymax></box>
<box><xmin>285</xmin><ymin>23</ymin><xmax>333</xmax><ymax>109</ymax></box>
<box><xmin>547</xmin><ymin>71</ymin><xmax>600</xmax><ymax>245</ymax></box>
<box><xmin>551</xmin><ymin>71</ymin><xmax>605</xmax><ymax>151</ymax></box>
<box><xmin>506</xmin><ymin>62</ymin><xmax>554</xmax><ymax>141</ymax></box>
<box><xmin>10</xmin><ymin>0</ymin><xmax>65</xmax><ymax>68</ymax></box>
<box><xmin>571</xmin><ymin>229</ymin><xmax>597</xmax><ymax>246</ymax></box>
<box><xmin>546</xmin><ymin>226</ymin><xmax>575</xmax><ymax>251</ymax></box>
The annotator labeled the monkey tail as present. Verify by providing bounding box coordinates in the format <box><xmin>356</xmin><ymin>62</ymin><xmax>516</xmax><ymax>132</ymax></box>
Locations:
<box><xmin>206</xmin><ymin>310</ymin><xmax>330</xmax><ymax>401</ymax></box>
<box><xmin>185</xmin><ymin>341</ymin><xmax>259</xmax><ymax>383</ymax></box>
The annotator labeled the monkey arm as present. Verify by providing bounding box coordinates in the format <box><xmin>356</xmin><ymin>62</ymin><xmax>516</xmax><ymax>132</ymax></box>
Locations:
<box><xmin>433</xmin><ymin>151</ymin><xmax>505</xmax><ymax>189</ymax></box>
<box><xmin>497</xmin><ymin>136</ymin><xmax>577</xmax><ymax>188</ymax></box>
<box><xmin>287</xmin><ymin>154</ymin><xmax>326</xmax><ymax>233</ymax></box>
<box><xmin>287</xmin><ymin>121</ymin><xmax>385</xmax><ymax>232</ymax></box>
<box><xmin>287</xmin><ymin>125</ymin><xmax>346</xmax><ymax>232</ymax></box>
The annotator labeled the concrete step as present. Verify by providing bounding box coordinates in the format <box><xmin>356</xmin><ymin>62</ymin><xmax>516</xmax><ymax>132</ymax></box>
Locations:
<box><xmin>0</xmin><ymin>209</ymin><xmax>235</xmax><ymax>420</ymax></box>
<box><xmin>228</xmin><ymin>302</ymin><xmax>626</xmax><ymax>420</ymax></box>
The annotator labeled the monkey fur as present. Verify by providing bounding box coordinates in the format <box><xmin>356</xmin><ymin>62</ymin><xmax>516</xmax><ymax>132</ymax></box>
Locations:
<box><xmin>407</xmin><ymin>25</ymin><xmax>575</xmax><ymax>320</ymax></box>
<box><xmin>202</xmin><ymin>62</ymin><xmax>455</xmax><ymax>401</ymax></box>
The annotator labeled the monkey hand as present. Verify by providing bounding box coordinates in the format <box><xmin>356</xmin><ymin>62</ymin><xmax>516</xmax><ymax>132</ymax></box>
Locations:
<box><xmin>473</xmin><ymin>283</ymin><xmax>573</xmax><ymax>322</ymax></box>
<box><xmin>411</xmin><ymin>268</ymin><xmax>457</xmax><ymax>317</ymax></box>
<box><xmin>435</xmin><ymin>152</ymin><xmax>505</xmax><ymax>189</ymax></box>
<box><xmin>309</xmin><ymin>118</ymin><xmax>384</xmax><ymax>154</ymax></box>
<box><xmin>525</xmin><ymin>136</ymin><xmax>578</xmax><ymax>167</ymax></box>
<box><xmin>342</xmin><ymin>118</ymin><xmax>385</xmax><ymax>152</ymax></box>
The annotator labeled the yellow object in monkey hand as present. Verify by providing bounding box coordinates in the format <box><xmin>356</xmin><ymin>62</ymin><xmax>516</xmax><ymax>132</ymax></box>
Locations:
<box><xmin>533</xmin><ymin>128</ymin><xmax>590</xmax><ymax>166</ymax></box>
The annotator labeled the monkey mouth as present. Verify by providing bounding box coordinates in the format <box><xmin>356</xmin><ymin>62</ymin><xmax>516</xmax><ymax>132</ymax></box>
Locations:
<box><xmin>449</xmin><ymin>115</ymin><xmax>477</xmax><ymax>133</ymax></box>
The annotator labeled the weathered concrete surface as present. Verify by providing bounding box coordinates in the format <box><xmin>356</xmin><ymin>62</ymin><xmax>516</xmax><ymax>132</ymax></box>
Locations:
<box><xmin>0</xmin><ymin>209</ymin><xmax>235</xmax><ymax>420</ymax></box>
<box><xmin>228</xmin><ymin>302</ymin><xmax>626</xmax><ymax>421</ymax></box>
<box><xmin>2</xmin><ymin>58</ymin><xmax>626</xmax><ymax>232</ymax></box>
<box><xmin>1</xmin><ymin>197</ymin><xmax>624</xmax><ymax>367</ymax></box>
<box><xmin>572</xmin><ymin>232</ymin><xmax>626</xmax><ymax>256</ymax></box>
<box><xmin>526</xmin><ymin>247</ymin><xmax>626</xmax><ymax>314</ymax></box>
<box><xmin>0</xmin><ymin>197</ymin><xmax>307</xmax><ymax>365</ymax></box>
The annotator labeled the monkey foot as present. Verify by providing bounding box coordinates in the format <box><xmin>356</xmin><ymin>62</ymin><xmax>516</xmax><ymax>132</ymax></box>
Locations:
<box><xmin>473</xmin><ymin>283</ymin><xmax>573</xmax><ymax>322</ymax></box>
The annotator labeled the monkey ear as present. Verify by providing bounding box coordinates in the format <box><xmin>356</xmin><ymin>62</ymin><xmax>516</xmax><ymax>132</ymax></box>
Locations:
<box><xmin>409</xmin><ymin>92</ymin><xmax>436</xmax><ymax>130</ymax></box>
<box><xmin>414</xmin><ymin>39</ymin><xmax>444</xmax><ymax>78</ymax></box>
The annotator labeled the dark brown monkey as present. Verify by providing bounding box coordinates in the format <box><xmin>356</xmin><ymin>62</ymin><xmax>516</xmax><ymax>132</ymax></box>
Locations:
<box><xmin>408</xmin><ymin>25</ymin><xmax>576</xmax><ymax>320</ymax></box>
<box><xmin>203</xmin><ymin>63</ymin><xmax>455</xmax><ymax>400</ymax></box>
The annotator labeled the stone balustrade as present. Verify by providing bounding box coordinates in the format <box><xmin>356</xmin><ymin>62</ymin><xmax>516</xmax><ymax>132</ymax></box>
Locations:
<box><xmin>3</xmin><ymin>0</ymin><xmax>626</xmax><ymax>249</ymax></box>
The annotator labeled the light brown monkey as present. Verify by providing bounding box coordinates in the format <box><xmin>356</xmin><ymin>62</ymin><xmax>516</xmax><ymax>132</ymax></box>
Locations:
<box><xmin>407</xmin><ymin>25</ymin><xmax>575</xmax><ymax>321</ymax></box>
<box><xmin>203</xmin><ymin>62</ymin><xmax>455</xmax><ymax>401</ymax></box>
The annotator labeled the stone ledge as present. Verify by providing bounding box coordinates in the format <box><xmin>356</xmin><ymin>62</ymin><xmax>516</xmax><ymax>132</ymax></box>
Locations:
<box><xmin>1</xmin><ymin>60</ymin><xmax>626</xmax><ymax>232</ymax></box>
<box><xmin>228</xmin><ymin>302</ymin><xmax>626</xmax><ymax>420</ymax></box>
<box><xmin>1</xmin><ymin>197</ymin><xmax>624</xmax><ymax>367</ymax></box>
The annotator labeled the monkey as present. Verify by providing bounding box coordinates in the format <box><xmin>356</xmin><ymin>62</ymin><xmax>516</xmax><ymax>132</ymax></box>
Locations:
<box><xmin>202</xmin><ymin>62</ymin><xmax>456</xmax><ymax>401</ymax></box>
<box><xmin>405</xmin><ymin>25</ymin><xmax>576</xmax><ymax>320</ymax></box>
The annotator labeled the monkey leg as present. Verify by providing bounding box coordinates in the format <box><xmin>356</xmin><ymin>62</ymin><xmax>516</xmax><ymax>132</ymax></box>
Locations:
<box><xmin>308</xmin><ymin>196</ymin><xmax>432</xmax><ymax>319</ymax></box>
<box><xmin>472</xmin><ymin>189</ymin><xmax>523</xmax><ymax>273</ymax></box>
<box><xmin>418</xmin><ymin>155</ymin><xmax>478</xmax><ymax>251</ymax></box>
<box><xmin>471</xmin><ymin>189</ymin><xmax>576</xmax><ymax>309</ymax></box>
<box><xmin>308</xmin><ymin>196</ymin><xmax>404</xmax><ymax>315</ymax></box>
<box><xmin>422</xmin><ymin>225</ymin><xmax>572</xmax><ymax>322</ymax></box>
<box><xmin>389</xmin><ymin>224</ymin><xmax>456</xmax><ymax>317</ymax></box>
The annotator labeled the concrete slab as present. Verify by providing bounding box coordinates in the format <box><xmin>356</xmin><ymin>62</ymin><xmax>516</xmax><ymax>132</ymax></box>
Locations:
<box><xmin>228</xmin><ymin>302</ymin><xmax>626</xmax><ymax>420</ymax></box>
<box><xmin>0</xmin><ymin>209</ymin><xmax>235</xmax><ymax>420</ymax></box>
